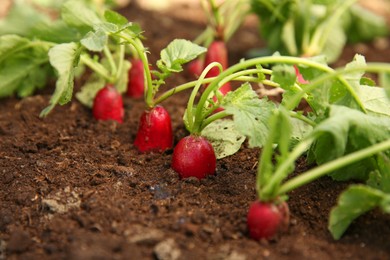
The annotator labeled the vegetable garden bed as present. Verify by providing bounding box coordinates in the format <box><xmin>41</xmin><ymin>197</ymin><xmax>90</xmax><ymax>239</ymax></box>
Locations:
<box><xmin>1</xmin><ymin>1</ymin><xmax>390</xmax><ymax>259</ymax></box>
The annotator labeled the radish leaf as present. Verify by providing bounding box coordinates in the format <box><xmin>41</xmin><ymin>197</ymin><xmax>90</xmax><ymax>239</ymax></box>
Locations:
<box><xmin>329</xmin><ymin>185</ymin><xmax>390</xmax><ymax>240</ymax></box>
<box><xmin>61</xmin><ymin>0</ymin><xmax>101</xmax><ymax>34</ymax></box>
<box><xmin>0</xmin><ymin>35</ymin><xmax>52</xmax><ymax>98</ymax></box>
<box><xmin>358</xmin><ymin>85</ymin><xmax>390</xmax><ymax>117</ymax></box>
<box><xmin>40</xmin><ymin>42</ymin><xmax>81</xmax><ymax>117</ymax></box>
<box><xmin>271</xmin><ymin>64</ymin><xmax>296</xmax><ymax>90</ymax></box>
<box><xmin>81</xmin><ymin>29</ymin><xmax>108</xmax><ymax>52</ymax></box>
<box><xmin>159</xmin><ymin>39</ymin><xmax>207</xmax><ymax>73</ymax></box>
<box><xmin>309</xmin><ymin>105</ymin><xmax>390</xmax><ymax>181</ymax></box>
<box><xmin>201</xmin><ymin>119</ymin><xmax>246</xmax><ymax>159</ymax></box>
<box><xmin>222</xmin><ymin>83</ymin><xmax>275</xmax><ymax>148</ymax></box>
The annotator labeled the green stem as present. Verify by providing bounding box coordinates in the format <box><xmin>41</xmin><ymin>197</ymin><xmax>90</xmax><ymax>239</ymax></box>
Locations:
<box><xmin>153</xmin><ymin>73</ymin><xmax>270</xmax><ymax>106</ymax></box>
<box><xmin>260</xmin><ymin>136</ymin><xmax>315</xmax><ymax>200</ymax></box>
<box><xmin>289</xmin><ymin>111</ymin><xmax>316</xmax><ymax>127</ymax></box>
<box><xmin>153</xmin><ymin>77</ymin><xmax>215</xmax><ymax>105</ymax></box>
<box><xmin>194</xmin><ymin>56</ymin><xmax>365</xmax><ymax>132</ymax></box>
<box><xmin>187</xmin><ymin>62</ymin><xmax>223</xmax><ymax>131</ymax></box>
<box><xmin>115</xmin><ymin>44</ymin><xmax>125</xmax><ymax>81</ymax></box>
<box><xmin>200</xmin><ymin>110</ymin><xmax>230</xmax><ymax>130</ymax></box>
<box><xmin>278</xmin><ymin>139</ymin><xmax>390</xmax><ymax>196</ymax></box>
<box><xmin>286</xmin><ymin>62</ymin><xmax>390</xmax><ymax>111</ymax></box>
<box><xmin>103</xmin><ymin>45</ymin><xmax>117</xmax><ymax>78</ymax></box>
<box><xmin>118</xmin><ymin>34</ymin><xmax>154</xmax><ymax>107</ymax></box>
<box><xmin>80</xmin><ymin>54</ymin><xmax>113</xmax><ymax>83</ymax></box>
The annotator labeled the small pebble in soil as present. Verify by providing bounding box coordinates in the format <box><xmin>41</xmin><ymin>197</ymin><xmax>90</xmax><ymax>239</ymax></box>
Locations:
<box><xmin>154</xmin><ymin>238</ymin><xmax>181</xmax><ymax>260</ymax></box>
<box><xmin>149</xmin><ymin>183</ymin><xmax>172</xmax><ymax>200</ymax></box>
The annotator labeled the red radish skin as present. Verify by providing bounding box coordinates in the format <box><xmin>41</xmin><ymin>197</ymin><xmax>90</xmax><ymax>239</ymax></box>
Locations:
<box><xmin>127</xmin><ymin>58</ymin><xmax>145</xmax><ymax>98</ymax></box>
<box><xmin>92</xmin><ymin>84</ymin><xmax>124</xmax><ymax>123</ymax></box>
<box><xmin>204</xmin><ymin>41</ymin><xmax>232</xmax><ymax>112</ymax></box>
<box><xmin>247</xmin><ymin>201</ymin><xmax>290</xmax><ymax>240</ymax></box>
<box><xmin>171</xmin><ymin>135</ymin><xmax>216</xmax><ymax>179</ymax></box>
<box><xmin>204</xmin><ymin>41</ymin><xmax>231</xmax><ymax>91</ymax></box>
<box><xmin>187</xmin><ymin>58</ymin><xmax>204</xmax><ymax>78</ymax></box>
<box><xmin>134</xmin><ymin>105</ymin><xmax>173</xmax><ymax>152</ymax></box>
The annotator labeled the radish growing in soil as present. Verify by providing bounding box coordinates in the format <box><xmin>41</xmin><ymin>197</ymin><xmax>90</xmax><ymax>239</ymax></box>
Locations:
<box><xmin>134</xmin><ymin>105</ymin><xmax>173</xmax><ymax>152</ymax></box>
<box><xmin>92</xmin><ymin>84</ymin><xmax>124</xmax><ymax>123</ymax></box>
<box><xmin>115</xmin><ymin>37</ymin><xmax>208</xmax><ymax>152</ymax></box>
<box><xmin>247</xmin><ymin>201</ymin><xmax>289</xmax><ymax>240</ymax></box>
<box><xmin>244</xmin><ymin>58</ymin><xmax>390</xmax><ymax>240</ymax></box>
<box><xmin>172</xmin><ymin>135</ymin><xmax>216</xmax><ymax>179</ymax></box>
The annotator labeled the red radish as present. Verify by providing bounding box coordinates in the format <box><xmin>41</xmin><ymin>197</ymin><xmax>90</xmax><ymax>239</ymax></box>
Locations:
<box><xmin>92</xmin><ymin>84</ymin><xmax>124</xmax><ymax>123</ymax></box>
<box><xmin>205</xmin><ymin>41</ymin><xmax>228</xmax><ymax>75</ymax></box>
<box><xmin>187</xmin><ymin>58</ymin><xmax>204</xmax><ymax>78</ymax></box>
<box><xmin>134</xmin><ymin>105</ymin><xmax>173</xmax><ymax>152</ymax></box>
<box><xmin>294</xmin><ymin>65</ymin><xmax>309</xmax><ymax>84</ymax></box>
<box><xmin>247</xmin><ymin>201</ymin><xmax>290</xmax><ymax>240</ymax></box>
<box><xmin>204</xmin><ymin>41</ymin><xmax>231</xmax><ymax>111</ymax></box>
<box><xmin>127</xmin><ymin>58</ymin><xmax>145</xmax><ymax>98</ymax></box>
<box><xmin>171</xmin><ymin>135</ymin><xmax>216</xmax><ymax>179</ymax></box>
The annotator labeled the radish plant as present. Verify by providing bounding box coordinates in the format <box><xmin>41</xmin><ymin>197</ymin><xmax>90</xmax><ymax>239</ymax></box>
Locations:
<box><xmin>250</xmin><ymin>0</ymin><xmax>389</xmax><ymax>63</ymax></box>
<box><xmin>0</xmin><ymin>1</ymin><xmax>131</xmax><ymax>122</ymax></box>
<box><xmin>245</xmin><ymin>56</ymin><xmax>390</xmax><ymax>240</ymax></box>
<box><xmin>187</xmin><ymin>0</ymin><xmax>249</xmax><ymax>95</ymax></box>
<box><xmin>126</xmin><ymin>57</ymin><xmax>145</xmax><ymax>98</ymax></box>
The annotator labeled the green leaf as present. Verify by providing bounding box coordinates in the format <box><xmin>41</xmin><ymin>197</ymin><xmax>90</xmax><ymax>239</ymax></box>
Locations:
<box><xmin>328</xmin><ymin>185</ymin><xmax>389</xmax><ymax>240</ymax></box>
<box><xmin>0</xmin><ymin>35</ymin><xmax>52</xmax><ymax>98</ymax></box>
<box><xmin>222</xmin><ymin>83</ymin><xmax>276</xmax><ymax>148</ymax></box>
<box><xmin>75</xmin><ymin>74</ymin><xmax>106</xmax><ymax>108</ymax></box>
<box><xmin>309</xmin><ymin>105</ymin><xmax>390</xmax><ymax>181</ymax></box>
<box><xmin>40</xmin><ymin>42</ymin><xmax>81</xmax><ymax>117</ymax></box>
<box><xmin>115</xmin><ymin>59</ymin><xmax>131</xmax><ymax>94</ymax></box>
<box><xmin>328</xmin><ymin>54</ymin><xmax>366</xmax><ymax>109</ymax></box>
<box><xmin>104</xmin><ymin>10</ymin><xmax>129</xmax><ymax>26</ymax></box>
<box><xmin>379</xmin><ymin>72</ymin><xmax>390</xmax><ymax>100</ymax></box>
<box><xmin>321</xmin><ymin>22</ymin><xmax>346</xmax><ymax>64</ymax></box>
<box><xmin>160</xmin><ymin>39</ymin><xmax>207</xmax><ymax>73</ymax></box>
<box><xmin>30</xmin><ymin>20</ymin><xmax>81</xmax><ymax>43</ymax></box>
<box><xmin>281</xmin><ymin>18</ymin><xmax>297</xmax><ymax>56</ymax></box>
<box><xmin>271</xmin><ymin>64</ymin><xmax>297</xmax><ymax>90</ymax></box>
<box><xmin>61</xmin><ymin>0</ymin><xmax>102</xmax><ymax>34</ymax></box>
<box><xmin>357</xmin><ymin>85</ymin><xmax>390</xmax><ymax>117</ymax></box>
<box><xmin>0</xmin><ymin>1</ymin><xmax>49</xmax><ymax>37</ymax></box>
<box><xmin>290</xmin><ymin>116</ymin><xmax>313</xmax><ymax>144</ymax></box>
<box><xmin>367</xmin><ymin>154</ymin><xmax>390</xmax><ymax>193</ymax></box>
<box><xmin>201</xmin><ymin>119</ymin><xmax>246</xmax><ymax>159</ymax></box>
<box><xmin>257</xmin><ymin>107</ymin><xmax>296</xmax><ymax>200</ymax></box>
<box><xmin>0</xmin><ymin>35</ymin><xmax>30</xmax><ymax>63</ymax></box>
<box><xmin>81</xmin><ymin>29</ymin><xmax>108</xmax><ymax>52</ymax></box>
<box><xmin>346</xmin><ymin>5</ymin><xmax>389</xmax><ymax>43</ymax></box>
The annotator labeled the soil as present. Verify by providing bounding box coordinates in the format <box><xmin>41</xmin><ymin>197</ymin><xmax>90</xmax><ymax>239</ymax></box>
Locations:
<box><xmin>1</xmin><ymin>2</ymin><xmax>390</xmax><ymax>260</ymax></box>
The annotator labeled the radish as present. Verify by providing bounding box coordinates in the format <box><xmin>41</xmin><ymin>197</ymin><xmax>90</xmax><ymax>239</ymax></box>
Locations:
<box><xmin>171</xmin><ymin>135</ymin><xmax>216</xmax><ymax>179</ymax></box>
<box><xmin>92</xmin><ymin>84</ymin><xmax>124</xmax><ymax>123</ymax></box>
<box><xmin>204</xmin><ymin>41</ymin><xmax>231</xmax><ymax>110</ymax></box>
<box><xmin>127</xmin><ymin>58</ymin><xmax>145</xmax><ymax>98</ymax></box>
<box><xmin>247</xmin><ymin>201</ymin><xmax>290</xmax><ymax>240</ymax></box>
<box><xmin>134</xmin><ymin>105</ymin><xmax>173</xmax><ymax>152</ymax></box>
<box><xmin>186</xmin><ymin>58</ymin><xmax>204</xmax><ymax>78</ymax></box>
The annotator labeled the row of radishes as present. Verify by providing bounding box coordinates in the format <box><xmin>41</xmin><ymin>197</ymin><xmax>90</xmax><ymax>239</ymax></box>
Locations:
<box><xmin>4</xmin><ymin>0</ymin><xmax>388</xmax><ymax>242</ymax></box>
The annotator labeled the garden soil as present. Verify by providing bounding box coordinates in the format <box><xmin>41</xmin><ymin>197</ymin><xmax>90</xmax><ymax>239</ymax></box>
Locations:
<box><xmin>1</xmin><ymin>2</ymin><xmax>390</xmax><ymax>260</ymax></box>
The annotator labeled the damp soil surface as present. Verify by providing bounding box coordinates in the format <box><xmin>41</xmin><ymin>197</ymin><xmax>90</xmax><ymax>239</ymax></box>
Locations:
<box><xmin>1</xmin><ymin>2</ymin><xmax>390</xmax><ymax>260</ymax></box>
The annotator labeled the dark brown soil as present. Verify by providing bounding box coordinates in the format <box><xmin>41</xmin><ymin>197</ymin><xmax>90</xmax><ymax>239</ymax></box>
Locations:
<box><xmin>1</xmin><ymin>2</ymin><xmax>390</xmax><ymax>260</ymax></box>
